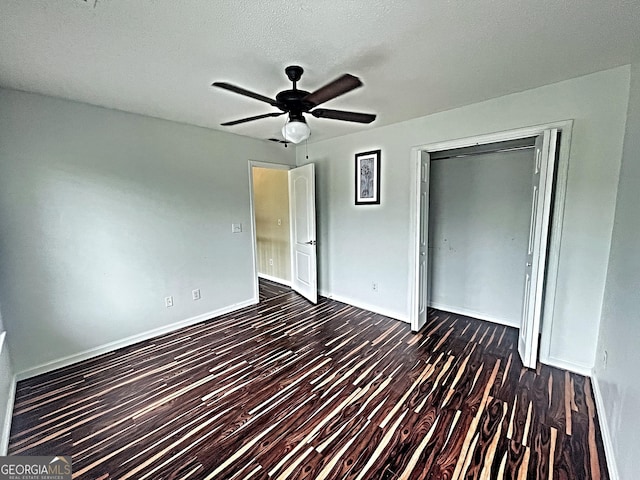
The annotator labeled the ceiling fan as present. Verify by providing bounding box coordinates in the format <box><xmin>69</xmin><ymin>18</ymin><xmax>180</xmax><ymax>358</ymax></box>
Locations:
<box><xmin>212</xmin><ymin>65</ymin><xmax>376</xmax><ymax>143</ymax></box>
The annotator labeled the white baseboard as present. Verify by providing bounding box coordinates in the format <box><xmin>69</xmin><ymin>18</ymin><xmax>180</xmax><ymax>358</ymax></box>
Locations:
<box><xmin>319</xmin><ymin>290</ymin><xmax>408</xmax><ymax>323</ymax></box>
<box><xmin>258</xmin><ymin>273</ymin><xmax>292</xmax><ymax>287</ymax></box>
<box><xmin>428</xmin><ymin>302</ymin><xmax>519</xmax><ymax>328</ymax></box>
<box><xmin>591</xmin><ymin>375</ymin><xmax>619</xmax><ymax>480</ymax></box>
<box><xmin>539</xmin><ymin>354</ymin><xmax>593</xmax><ymax>377</ymax></box>
<box><xmin>1</xmin><ymin>375</ymin><xmax>16</xmax><ymax>456</ymax></box>
<box><xmin>16</xmin><ymin>298</ymin><xmax>258</xmax><ymax>381</ymax></box>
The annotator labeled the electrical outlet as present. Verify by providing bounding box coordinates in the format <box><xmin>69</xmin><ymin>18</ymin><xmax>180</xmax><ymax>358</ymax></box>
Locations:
<box><xmin>277</xmin><ymin>218</ymin><xmax>282</xmax><ymax>226</ymax></box>
<box><xmin>165</xmin><ymin>296</ymin><xmax>174</xmax><ymax>308</ymax></box>
<box><xmin>231</xmin><ymin>223</ymin><xmax>242</xmax><ymax>233</ymax></box>
<box><xmin>192</xmin><ymin>288</ymin><xmax>201</xmax><ymax>300</ymax></box>
<box><xmin>372</xmin><ymin>282</ymin><xmax>378</xmax><ymax>292</ymax></box>
<box><xmin>269</xmin><ymin>258</ymin><xmax>274</xmax><ymax>266</ymax></box>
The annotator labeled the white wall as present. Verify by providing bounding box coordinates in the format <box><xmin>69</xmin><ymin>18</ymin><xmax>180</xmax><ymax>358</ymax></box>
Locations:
<box><xmin>429</xmin><ymin>149</ymin><xmax>534</xmax><ymax>326</ymax></box>
<box><xmin>0</xmin><ymin>88</ymin><xmax>295</xmax><ymax>374</ymax></box>
<box><xmin>593</xmin><ymin>61</ymin><xmax>640</xmax><ymax>479</ymax></box>
<box><xmin>298</xmin><ymin>66</ymin><xmax>630</xmax><ymax>372</ymax></box>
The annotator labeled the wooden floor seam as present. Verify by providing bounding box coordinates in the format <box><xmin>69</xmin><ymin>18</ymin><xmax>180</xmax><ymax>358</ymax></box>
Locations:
<box><xmin>9</xmin><ymin>279</ymin><xmax>609</xmax><ymax>479</ymax></box>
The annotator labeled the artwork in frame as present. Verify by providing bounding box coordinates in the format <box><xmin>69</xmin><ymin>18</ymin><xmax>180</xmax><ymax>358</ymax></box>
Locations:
<box><xmin>355</xmin><ymin>149</ymin><xmax>381</xmax><ymax>205</ymax></box>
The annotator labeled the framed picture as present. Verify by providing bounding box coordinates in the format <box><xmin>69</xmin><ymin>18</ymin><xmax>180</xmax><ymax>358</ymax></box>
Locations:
<box><xmin>355</xmin><ymin>150</ymin><xmax>381</xmax><ymax>205</ymax></box>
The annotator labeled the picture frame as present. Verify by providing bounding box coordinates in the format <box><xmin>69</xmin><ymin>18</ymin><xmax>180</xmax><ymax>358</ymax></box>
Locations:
<box><xmin>355</xmin><ymin>149</ymin><xmax>381</xmax><ymax>205</ymax></box>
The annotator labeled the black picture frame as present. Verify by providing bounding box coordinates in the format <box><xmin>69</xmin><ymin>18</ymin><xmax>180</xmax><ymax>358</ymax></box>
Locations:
<box><xmin>355</xmin><ymin>150</ymin><xmax>381</xmax><ymax>205</ymax></box>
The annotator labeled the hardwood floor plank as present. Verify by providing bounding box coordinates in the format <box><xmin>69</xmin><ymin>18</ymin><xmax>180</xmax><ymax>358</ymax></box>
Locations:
<box><xmin>8</xmin><ymin>280</ymin><xmax>609</xmax><ymax>479</ymax></box>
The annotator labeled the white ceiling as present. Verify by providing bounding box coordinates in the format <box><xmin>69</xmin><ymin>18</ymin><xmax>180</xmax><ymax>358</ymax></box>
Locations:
<box><xmin>1</xmin><ymin>1</ymin><xmax>639</xmax><ymax>143</ymax></box>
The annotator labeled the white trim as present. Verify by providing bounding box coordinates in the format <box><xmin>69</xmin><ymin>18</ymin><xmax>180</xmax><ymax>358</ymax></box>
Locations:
<box><xmin>591</xmin><ymin>375</ymin><xmax>620</xmax><ymax>480</ymax></box>
<box><xmin>0</xmin><ymin>331</ymin><xmax>16</xmax><ymax>455</ymax></box>
<box><xmin>258</xmin><ymin>273</ymin><xmax>292</xmax><ymax>287</ymax></box>
<box><xmin>248</xmin><ymin>161</ymin><xmax>293</xmax><ymax>303</ymax></box>
<box><xmin>542</xmin><ymin>355</ymin><xmax>593</xmax><ymax>377</ymax></box>
<box><xmin>410</xmin><ymin>120</ymin><xmax>573</xmax><ymax>153</ymax></box>
<box><xmin>409</xmin><ymin>121</ymin><xmax>573</xmax><ymax>365</ymax></box>
<box><xmin>16</xmin><ymin>298</ymin><xmax>257</xmax><ymax>380</ymax></box>
<box><xmin>427</xmin><ymin>302</ymin><xmax>520</xmax><ymax>328</ymax></box>
<box><xmin>319</xmin><ymin>290</ymin><xmax>409</xmax><ymax>323</ymax></box>
<box><xmin>1</xmin><ymin>375</ymin><xmax>16</xmax><ymax>456</ymax></box>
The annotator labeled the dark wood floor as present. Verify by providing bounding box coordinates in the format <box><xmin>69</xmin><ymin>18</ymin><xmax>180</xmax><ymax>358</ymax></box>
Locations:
<box><xmin>9</xmin><ymin>279</ymin><xmax>609</xmax><ymax>479</ymax></box>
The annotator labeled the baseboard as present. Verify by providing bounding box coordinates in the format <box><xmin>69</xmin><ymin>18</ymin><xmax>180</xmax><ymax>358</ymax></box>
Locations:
<box><xmin>258</xmin><ymin>273</ymin><xmax>292</xmax><ymax>287</ymax></box>
<box><xmin>591</xmin><ymin>375</ymin><xmax>619</xmax><ymax>480</ymax></box>
<box><xmin>319</xmin><ymin>290</ymin><xmax>408</xmax><ymax>323</ymax></box>
<box><xmin>16</xmin><ymin>298</ymin><xmax>258</xmax><ymax>380</ymax></box>
<box><xmin>539</xmin><ymin>354</ymin><xmax>593</xmax><ymax>377</ymax></box>
<box><xmin>1</xmin><ymin>375</ymin><xmax>16</xmax><ymax>456</ymax></box>
<box><xmin>428</xmin><ymin>302</ymin><xmax>519</xmax><ymax>328</ymax></box>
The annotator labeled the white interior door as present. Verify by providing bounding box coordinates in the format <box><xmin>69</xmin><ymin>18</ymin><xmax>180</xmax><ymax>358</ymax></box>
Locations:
<box><xmin>289</xmin><ymin>164</ymin><xmax>318</xmax><ymax>304</ymax></box>
<box><xmin>412</xmin><ymin>151</ymin><xmax>431</xmax><ymax>332</ymax></box>
<box><xmin>519</xmin><ymin>129</ymin><xmax>558</xmax><ymax>368</ymax></box>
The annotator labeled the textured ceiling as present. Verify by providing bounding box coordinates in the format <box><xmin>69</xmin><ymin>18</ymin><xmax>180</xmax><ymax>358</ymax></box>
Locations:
<box><xmin>0</xmin><ymin>0</ymin><xmax>639</xmax><ymax>143</ymax></box>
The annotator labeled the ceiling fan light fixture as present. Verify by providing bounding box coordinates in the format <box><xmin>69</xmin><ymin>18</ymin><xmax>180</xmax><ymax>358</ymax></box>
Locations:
<box><xmin>282</xmin><ymin>118</ymin><xmax>311</xmax><ymax>144</ymax></box>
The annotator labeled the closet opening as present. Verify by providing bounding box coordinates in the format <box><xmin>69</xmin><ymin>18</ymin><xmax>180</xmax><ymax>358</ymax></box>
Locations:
<box><xmin>409</xmin><ymin>122</ymin><xmax>571</xmax><ymax>368</ymax></box>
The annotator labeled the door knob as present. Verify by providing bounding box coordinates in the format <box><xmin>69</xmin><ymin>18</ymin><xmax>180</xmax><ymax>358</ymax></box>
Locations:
<box><xmin>305</xmin><ymin>240</ymin><xmax>317</xmax><ymax>245</ymax></box>
<box><xmin>526</xmin><ymin>262</ymin><xmax>532</xmax><ymax>267</ymax></box>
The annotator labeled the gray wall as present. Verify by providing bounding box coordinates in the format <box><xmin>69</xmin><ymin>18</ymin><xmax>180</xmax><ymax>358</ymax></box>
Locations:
<box><xmin>297</xmin><ymin>66</ymin><xmax>630</xmax><ymax>373</ymax></box>
<box><xmin>429</xmin><ymin>149</ymin><xmax>534</xmax><ymax>326</ymax></box>
<box><xmin>0</xmin><ymin>88</ymin><xmax>295</xmax><ymax>374</ymax></box>
<box><xmin>594</xmin><ymin>61</ymin><xmax>640</xmax><ymax>479</ymax></box>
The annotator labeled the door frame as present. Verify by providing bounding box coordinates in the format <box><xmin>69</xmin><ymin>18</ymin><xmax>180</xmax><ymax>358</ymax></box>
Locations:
<box><xmin>408</xmin><ymin>120</ymin><xmax>573</xmax><ymax>365</ymax></box>
<box><xmin>248</xmin><ymin>161</ymin><xmax>293</xmax><ymax>302</ymax></box>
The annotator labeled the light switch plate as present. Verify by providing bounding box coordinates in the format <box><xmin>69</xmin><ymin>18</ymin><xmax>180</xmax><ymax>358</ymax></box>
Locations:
<box><xmin>231</xmin><ymin>223</ymin><xmax>242</xmax><ymax>233</ymax></box>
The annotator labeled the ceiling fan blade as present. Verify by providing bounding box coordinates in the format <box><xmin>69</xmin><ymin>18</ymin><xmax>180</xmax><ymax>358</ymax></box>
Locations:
<box><xmin>221</xmin><ymin>111</ymin><xmax>285</xmax><ymax>126</ymax></box>
<box><xmin>310</xmin><ymin>108</ymin><xmax>376</xmax><ymax>124</ymax></box>
<box><xmin>303</xmin><ymin>74</ymin><xmax>362</xmax><ymax>107</ymax></box>
<box><xmin>212</xmin><ymin>82</ymin><xmax>278</xmax><ymax>106</ymax></box>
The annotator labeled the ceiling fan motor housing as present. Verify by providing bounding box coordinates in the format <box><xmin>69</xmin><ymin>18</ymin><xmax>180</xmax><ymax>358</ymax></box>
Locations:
<box><xmin>275</xmin><ymin>89</ymin><xmax>312</xmax><ymax>116</ymax></box>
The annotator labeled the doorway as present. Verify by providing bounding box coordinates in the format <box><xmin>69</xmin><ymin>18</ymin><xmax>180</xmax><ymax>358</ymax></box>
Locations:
<box><xmin>248</xmin><ymin>161</ymin><xmax>319</xmax><ymax>304</ymax></box>
<box><xmin>409</xmin><ymin>121</ymin><xmax>572</xmax><ymax>368</ymax></box>
<box><xmin>251</xmin><ymin>165</ymin><xmax>292</xmax><ymax>286</ymax></box>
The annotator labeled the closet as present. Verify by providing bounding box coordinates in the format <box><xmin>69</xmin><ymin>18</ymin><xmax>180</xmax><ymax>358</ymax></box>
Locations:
<box><xmin>427</xmin><ymin>138</ymin><xmax>536</xmax><ymax>327</ymax></box>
